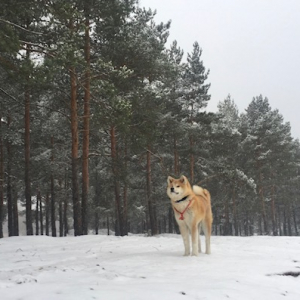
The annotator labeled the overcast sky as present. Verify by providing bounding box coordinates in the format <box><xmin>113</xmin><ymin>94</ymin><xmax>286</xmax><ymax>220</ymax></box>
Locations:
<box><xmin>139</xmin><ymin>0</ymin><xmax>300</xmax><ymax>140</ymax></box>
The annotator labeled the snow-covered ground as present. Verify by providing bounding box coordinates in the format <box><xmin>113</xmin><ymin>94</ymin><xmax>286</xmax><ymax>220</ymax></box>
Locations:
<box><xmin>0</xmin><ymin>234</ymin><xmax>299</xmax><ymax>300</ymax></box>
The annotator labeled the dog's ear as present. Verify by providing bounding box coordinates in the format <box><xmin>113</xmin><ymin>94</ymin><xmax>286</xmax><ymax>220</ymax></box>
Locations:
<box><xmin>167</xmin><ymin>176</ymin><xmax>174</xmax><ymax>184</ymax></box>
<box><xmin>179</xmin><ymin>175</ymin><xmax>186</xmax><ymax>183</ymax></box>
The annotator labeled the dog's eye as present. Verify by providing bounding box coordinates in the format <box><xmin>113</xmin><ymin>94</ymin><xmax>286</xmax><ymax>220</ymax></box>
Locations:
<box><xmin>176</xmin><ymin>186</ymin><xmax>180</xmax><ymax>188</ymax></box>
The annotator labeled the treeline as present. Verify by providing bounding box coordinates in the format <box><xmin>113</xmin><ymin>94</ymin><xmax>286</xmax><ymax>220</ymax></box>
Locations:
<box><xmin>0</xmin><ymin>0</ymin><xmax>299</xmax><ymax>238</ymax></box>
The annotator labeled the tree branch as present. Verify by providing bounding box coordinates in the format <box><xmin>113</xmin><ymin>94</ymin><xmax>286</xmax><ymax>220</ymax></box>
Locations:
<box><xmin>0</xmin><ymin>18</ymin><xmax>43</xmax><ymax>35</ymax></box>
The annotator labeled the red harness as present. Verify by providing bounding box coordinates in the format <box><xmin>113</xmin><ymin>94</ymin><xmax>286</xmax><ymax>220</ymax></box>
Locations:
<box><xmin>174</xmin><ymin>199</ymin><xmax>193</xmax><ymax>220</ymax></box>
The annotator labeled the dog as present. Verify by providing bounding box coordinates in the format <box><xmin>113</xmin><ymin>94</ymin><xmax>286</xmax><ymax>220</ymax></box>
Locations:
<box><xmin>167</xmin><ymin>175</ymin><xmax>213</xmax><ymax>256</ymax></box>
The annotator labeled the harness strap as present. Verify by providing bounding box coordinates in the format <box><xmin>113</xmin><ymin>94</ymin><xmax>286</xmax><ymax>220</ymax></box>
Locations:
<box><xmin>174</xmin><ymin>199</ymin><xmax>193</xmax><ymax>220</ymax></box>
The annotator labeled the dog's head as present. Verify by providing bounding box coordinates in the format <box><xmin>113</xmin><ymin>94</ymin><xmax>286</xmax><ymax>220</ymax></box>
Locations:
<box><xmin>167</xmin><ymin>175</ymin><xmax>191</xmax><ymax>201</ymax></box>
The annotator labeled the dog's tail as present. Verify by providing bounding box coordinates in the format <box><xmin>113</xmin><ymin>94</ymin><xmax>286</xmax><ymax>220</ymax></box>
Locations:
<box><xmin>194</xmin><ymin>186</ymin><xmax>213</xmax><ymax>222</ymax></box>
<box><xmin>193</xmin><ymin>185</ymin><xmax>206</xmax><ymax>196</ymax></box>
<box><xmin>193</xmin><ymin>185</ymin><xmax>211</xmax><ymax>204</ymax></box>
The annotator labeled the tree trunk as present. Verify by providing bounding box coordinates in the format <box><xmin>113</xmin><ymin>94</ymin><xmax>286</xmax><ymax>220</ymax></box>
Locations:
<box><xmin>174</xmin><ymin>136</ymin><xmax>179</xmax><ymax>176</ymax></box>
<box><xmin>50</xmin><ymin>174</ymin><xmax>56</xmax><ymax>237</ymax></box>
<box><xmin>168</xmin><ymin>207</ymin><xmax>173</xmax><ymax>233</ymax></box>
<box><xmin>110</xmin><ymin>125</ymin><xmax>123</xmax><ymax>236</ymax></box>
<box><xmin>39</xmin><ymin>191</ymin><xmax>43</xmax><ymax>235</ymax></box>
<box><xmin>45</xmin><ymin>192</ymin><xmax>50</xmax><ymax>236</ymax></box>
<box><xmin>292</xmin><ymin>203</ymin><xmax>298</xmax><ymax>236</ymax></box>
<box><xmin>258</xmin><ymin>216</ymin><xmax>262</xmax><ymax>235</ymax></box>
<box><xmin>64</xmin><ymin>169</ymin><xmax>68</xmax><ymax>236</ymax></box>
<box><xmin>122</xmin><ymin>140</ymin><xmax>128</xmax><ymax>235</ymax></box>
<box><xmin>25</xmin><ymin>81</ymin><xmax>33</xmax><ymax>235</ymax></box>
<box><xmin>146</xmin><ymin>146</ymin><xmax>157</xmax><ymax>235</ymax></box>
<box><xmin>283</xmin><ymin>208</ymin><xmax>287</xmax><ymax>236</ymax></box>
<box><xmin>258</xmin><ymin>183</ymin><xmax>268</xmax><ymax>234</ymax></box>
<box><xmin>6</xmin><ymin>115</ymin><xmax>19</xmax><ymax>237</ymax></box>
<box><xmin>81</xmin><ymin>3</ymin><xmax>91</xmax><ymax>235</ymax></box>
<box><xmin>107</xmin><ymin>215</ymin><xmax>110</xmax><ymax>236</ymax></box>
<box><xmin>224</xmin><ymin>198</ymin><xmax>230</xmax><ymax>235</ymax></box>
<box><xmin>232</xmin><ymin>186</ymin><xmax>238</xmax><ymax>236</ymax></box>
<box><xmin>6</xmin><ymin>114</ymin><xmax>13</xmax><ymax>236</ymax></box>
<box><xmin>0</xmin><ymin>114</ymin><xmax>4</xmax><ymax>238</ymax></box>
<box><xmin>59</xmin><ymin>199</ymin><xmax>63</xmax><ymax>237</ymax></box>
<box><xmin>51</xmin><ymin>136</ymin><xmax>56</xmax><ymax>237</ymax></box>
<box><xmin>244</xmin><ymin>209</ymin><xmax>249</xmax><ymax>236</ymax></box>
<box><xmin>95</xmin><ymin>211</ymin><xmax>99</xmax><ymax>235</ymax></box>
<box><xmin>286</xmin><ymin>204</ymin><xmax>292</xmax><ymax>236</ymax></box>
<box><xmin>256</xmin><ymin>144</ymin><xmax>268</xmax><ymax>235</ymax></box>
<box><xmin>214</xmin><ymin>209</ymin><xmax>218</xmax><ymax>235</ymax></box>
<box><xmin>248</xmin><ymin>217</ymin><xmax>253</xmax><ymax>236</ymax></box>
<box><xmin>271</xmin><ymin>185</ymin><xmax>277</xmax><ymax>236</ymax></box>
<box><xmin>12</xmin><ymin>187</ymin><xmax>19</xmax><ymax>236</ymax></box>
<box><xmin>189</xmin><ymin>136</ymin><xmax>194</xmax><ymax>183</ymax></box>
<box><xmin>70</xmin><ymin>66</ymin><xmax>82</xmax><ymax>236</ymax></box>
<box><xmin>277</xmin><ymin>205</ymin><xmax>282</xmax><ymax>236</ymax></box>
<box><xmin>123</xmin><ymin>185</ymin><xmax>128</xmax><ymax>235</ymax></box>
<box><xmin>94</xmin><ymin>170</ymin><xmax>99</xmax><ymax>235</ymax></box>
<box><xmin>64</xmin><ymin>198</ymin><xmax>68</xmax><ymax>236</ymax></box>
<box><xmin>35</xmin><ymin>191</ymin><xmax>39</xmax><ymax>235</ymax></box>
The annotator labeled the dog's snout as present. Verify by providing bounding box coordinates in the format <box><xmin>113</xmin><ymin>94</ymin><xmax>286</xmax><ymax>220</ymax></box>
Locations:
<box><xmin>170</xmin><ymin>187</ymin><xmax>174</xmax><ymax>193</ymax></box>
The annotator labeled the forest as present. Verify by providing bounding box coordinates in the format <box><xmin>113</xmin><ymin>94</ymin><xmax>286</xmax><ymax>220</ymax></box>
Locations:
<box><xmin>0</xmin><ymin>0</ymin><xmax>299</xmax><ymax>239</ymax></box>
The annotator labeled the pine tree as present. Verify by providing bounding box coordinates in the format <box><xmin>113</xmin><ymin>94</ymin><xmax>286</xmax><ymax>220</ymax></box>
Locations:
<box><xmin>92</xmin><ymin>4</ymin><xmax>170</xmax><ymax>236</ymax></box>
<box><xmin>164</xmin><ymin>40</ymin><xmax>185</xmax><ymax>176</ymax></box>
<box><xmin>241</xmin><ymin>95</ymin><xmax>296</xmax><ymax>235</ymax></box>
<box><xmin>181</xmin><ymin>42</ymin><xmax>210</xmax><ymax>183</ymax></box>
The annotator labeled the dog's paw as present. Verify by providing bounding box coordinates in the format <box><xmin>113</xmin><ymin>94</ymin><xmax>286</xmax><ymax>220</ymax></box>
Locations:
<box><xmin>192</xmin><ymin>252</ymin><xmax>199</xmax><ymax>257</ymax></box>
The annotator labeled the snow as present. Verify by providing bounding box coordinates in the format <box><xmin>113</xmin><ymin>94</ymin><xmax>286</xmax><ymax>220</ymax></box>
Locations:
<box><xmin>1</xmin><ymin>234</ymin><xmax>300</xmax><ymax>300</ymax></box>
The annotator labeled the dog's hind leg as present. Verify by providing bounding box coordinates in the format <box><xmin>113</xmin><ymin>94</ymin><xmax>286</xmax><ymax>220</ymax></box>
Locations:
<box><xmin>202</xmin><ymin>219</ymin><xmax>211</xmax><ymax>254</ymax></box>
<box><xmin>198</xmin><ymin>223</ymin><xmax>202</xmax><ymax>253</ymax></box>
<box><xmin>191</xmin><ymin>222</ymin><xmax>199</xmax><ymax>256</ymax></box>
<box><xmin>179</xmin><ymin>223</ymin><xmax>190</xmax><ymax>256</ymax></box>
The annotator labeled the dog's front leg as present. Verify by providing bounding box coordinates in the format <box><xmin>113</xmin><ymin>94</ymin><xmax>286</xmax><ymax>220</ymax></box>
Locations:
<box><xmin>191</xmin><ymin>223</ymin><xmax>199</xmax><ymax>256</ymax></box>
<box><xmin>178</xmin><ymin>223</ymin><xmax>190</xmax><ymax>256</ymax></box>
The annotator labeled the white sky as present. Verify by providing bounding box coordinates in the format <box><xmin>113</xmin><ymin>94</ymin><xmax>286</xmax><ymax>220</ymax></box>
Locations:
<box><xmin>139</xmin><ymin>0</ymin><xmax>300</xmax><ymax>139</ymax></box>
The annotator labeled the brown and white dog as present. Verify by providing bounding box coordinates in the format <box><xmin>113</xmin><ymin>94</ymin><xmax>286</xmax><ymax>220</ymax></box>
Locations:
<box><xmin>167</xmin><ymin>175</ymin><xmax>213</xmax><ymax>256</ymax></box>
